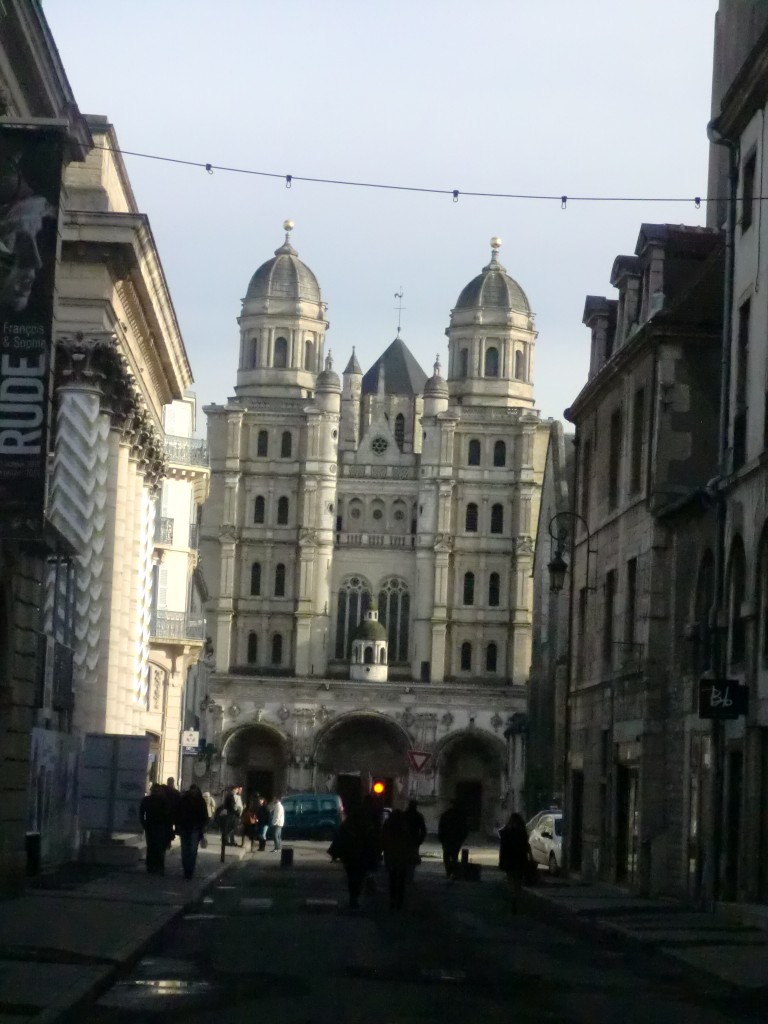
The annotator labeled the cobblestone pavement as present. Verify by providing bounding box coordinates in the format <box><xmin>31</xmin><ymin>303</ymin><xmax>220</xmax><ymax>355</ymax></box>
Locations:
<box><xmin>71</xmin><ymin>844</ymin><xmax>765</xmax><ymax>1024</ymax></box>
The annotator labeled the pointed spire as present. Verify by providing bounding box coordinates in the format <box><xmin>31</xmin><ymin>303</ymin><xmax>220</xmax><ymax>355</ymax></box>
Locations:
<box><xmin>344</xmin><ymin>346</ymin><xmax>363</xmax><ymax>375</ymax></box>
<box><xmin>433</xmin><ymin>353</ymin><xmax>442</xmax><ymax>377</ymax></box>
<box><xmin>325</xmin><ymin>350</ymin><xmax>334</xmax><ymax>372</ymax></box>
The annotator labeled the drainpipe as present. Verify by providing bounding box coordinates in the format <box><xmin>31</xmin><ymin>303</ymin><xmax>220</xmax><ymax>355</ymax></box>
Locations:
<box><xmin>705</xmin><ymin>118</ymin><xmax>738</xmax><ymax>907</ymax></box>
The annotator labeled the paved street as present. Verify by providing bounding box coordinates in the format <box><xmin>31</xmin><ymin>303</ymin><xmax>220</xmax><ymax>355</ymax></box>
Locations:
<box><xmin>72</xmin><ymin>843</ymin><xmax>764</xmax><ymax>1024</ymax></box>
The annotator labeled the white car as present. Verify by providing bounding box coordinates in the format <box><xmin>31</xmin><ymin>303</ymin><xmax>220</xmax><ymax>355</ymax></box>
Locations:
<box><xmin>528</xmin><ymin>811</ymin><xmax>563</xmax><ymax>874</ymax></box>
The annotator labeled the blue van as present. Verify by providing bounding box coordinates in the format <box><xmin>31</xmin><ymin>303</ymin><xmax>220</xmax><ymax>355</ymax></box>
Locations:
<box><xmin>281</xmin><ymin>792</ymin><xmax>343</xmax><ymax>840</ymax></box>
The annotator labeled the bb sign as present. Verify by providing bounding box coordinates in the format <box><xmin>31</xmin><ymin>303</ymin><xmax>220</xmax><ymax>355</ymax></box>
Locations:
<box><xmin>698</xmin><ymin>679</ymin><xmax>748</xmax><ymax>720</ymax></box>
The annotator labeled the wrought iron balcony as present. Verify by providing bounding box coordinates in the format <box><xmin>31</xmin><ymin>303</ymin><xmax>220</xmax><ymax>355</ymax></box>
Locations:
<box><xmin>164</xmin><ymin>434</ymin><xmax>208</xmax><ymax>467</ymax></box>
<box><xmin>151</xmin><ymin>611</ymin><xmax>205</xmax><ymax>642</ymax></box>
<box><xmin>155</xmin><ymin>516</ymin><xmax>174</xmax><ymax>545</ymax></box>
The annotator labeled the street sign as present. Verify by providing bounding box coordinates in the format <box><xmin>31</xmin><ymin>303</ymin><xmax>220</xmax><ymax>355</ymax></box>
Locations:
<box><xmin>698</xmin><ymin>680</ymin><xmax>748</xmax><ymax>720</ymax></box>
<box><xmin>407</xmin><ymin>750</ymin><xmax>432</xmax><ymax>773</ymax></box>
<box><xmin>182</xmin><ymin>729</ymin><xmax>200</xmax><ymax>754</ymax></box>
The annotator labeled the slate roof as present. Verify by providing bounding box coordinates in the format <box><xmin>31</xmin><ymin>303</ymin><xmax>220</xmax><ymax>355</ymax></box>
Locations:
<box><xmin>245</xmin><ymin>239</ymin><xmax>321</xmax><ymax>304</ymax></box>
<box><xmin>361</xmin><ymin>337</ymin><xmax>428</xmax><ymax>396</ymax></box>
<box><xmin>344</xmin><ymin>348</ymin><xmax>363</xmax><ymax>374</ymax></box>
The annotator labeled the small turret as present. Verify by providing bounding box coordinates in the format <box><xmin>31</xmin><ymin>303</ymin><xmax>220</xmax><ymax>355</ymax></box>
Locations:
<box><xmin>349</xmin><ymin>603</ymin><xmax>388</xmax><ymax>681</ymax></box>
<box><xmin>315</xmin><ymin>351</ymin><xmax>341</xmax><ymax>413</ymax></box>
<box><xmin>340</xmin><ymin>346</ymin><xmax>362</xmax><ymax>450</ymax></box>
<box><xmin>424</xmin><ymin>354</ymin><xmax>449</xmax><ymax>417</ymax></box>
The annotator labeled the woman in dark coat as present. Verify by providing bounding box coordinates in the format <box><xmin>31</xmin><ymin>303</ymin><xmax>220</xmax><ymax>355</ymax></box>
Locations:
<box><xmin>498</xmin><ymin>812</ymin><xmax>531</xmax><ymax>912</ymax></box>
<box><xmin>174</xmin><ymin>784</ymin><xmax>210</xmax><ymax>879</ymax></box>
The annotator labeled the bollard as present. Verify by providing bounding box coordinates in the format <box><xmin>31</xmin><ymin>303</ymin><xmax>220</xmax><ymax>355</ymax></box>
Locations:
<box><xmin>280</xmin><ymin>847</ymin><xmax>294</xmax><ymax>868</ymax></box>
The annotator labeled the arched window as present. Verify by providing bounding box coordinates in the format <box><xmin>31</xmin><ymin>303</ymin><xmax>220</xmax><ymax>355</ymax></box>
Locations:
<box><xmin>514</xmin><ymin>349</ymin><xmax>525</xmax><ymax>380</ymax></box>
<box><xmin>379</xmin><ymin>648</ymin><xmax>387</xmax><ymax>664</ymax></box>
<box><xmin>271</xmin><ymin>633</ymin><xmax>283</xmax><ymax>665</ymax></box>
<box><xmin>304</xmin><ymin>339</ymin><xmax>314</xmax><ymax>370</ymax></box>
<box><xmin>274</xmin><ymin>563</ymin><xmax>286</xmax><ymax>597</ymax></box>
<box><xmin>394</xmin><ymin>413</ymin><xmax>405</xmax><ymax>451</ymax></box>
<box><xmin>335</xmin><ymin>576</ymin><xmax>371</xmax><ymax>660</ymax></box>
<box><xmin>250</xmin><ymin>562</ymin><xmax>261</xmax><ymax>596</ymax></box>
<box><xmin>460</xmin><ymin>349</ymin><xmax>469</xmax><ymax>377</ymax></box>
<box><xmin>694</xmin><ymin>550</ymin><xmax>714</xmax><ymax>673</ymax></box>
<box><xmin>485</xmin><ymin>346</ymin><xmax>499</xmax><ymax>377</ymax></box>
<box><xmin>281</xmin><ymin>431</ymin><xmax>292</xmax><ymax>458</ymax></box>
<box><xmin>247</xmin><ymin>631</ymin><xmax>258</xmax><ymax>664</ymax></box>
<box><xmin>468</xmin><ymin>439</ymin><xmax>481</xmax><ymax>466</ymax></box>
<box><xmin>490</xmin><ymin>503</ymin><xmax>504</xmax><ymax>534</ymax></box>
<box><xmin>460</xmin><ymin>641</ymin><xmax>472</xmax><ymax>671</ymax></box>
<box><xmin>728</xmin><ymin>538</ymin><xmax>747</xmax><ymax>667</ymax></box>
<box><xmin>465</xmin><ymin>503</ymin><xmax>478</xmax><ymax>532</ymax></box>
<box><xmin>257</xmin><ymin>430</ymin><xmax>269</xmax><ymax>457</ymax></box>
<box><xmin>274</xmin><ymin>336</ymin><xmax>288</xmax><ymax>369</ymax></box>
<box><xmin>463</xmin><ymin>571</ymin><xmax>475</xmax><ymax>605</ymax></box>
<box><xmin>364</xmin><ymin>646</ymin><xmax>374</xmax><ymax>665</ymax></box>
<box><xmin>254</xmin><ymin>496</ymin><xmax>265</xmax><ymax>524</ymax></box>
<box><xmin>493</xmin><ymin>440</ymin><xmax>506</xmax><ymax>467</ymax></box>
<box><xmin>489</xmin><ymin>572</ymin><xmax>500</xmax><ymax>607</ymax></box>
<box><xmin>251</xmin><ymin>337</ymin><xmax>259</xmax><ymax>368</ymax></box>
<box><xmin>277</xmin><ymin>497</ymin><xmax>289</xmax><ymax>525</ymax></box>
<box><xmin>378</xmin><ymin>577</ymin><xmax>410</xmax><ymax>663</ymax></box>
<box><xmin>486</xmin><ymin>642</ymin><xmax>498</xmax><ymax>672</ymax></box>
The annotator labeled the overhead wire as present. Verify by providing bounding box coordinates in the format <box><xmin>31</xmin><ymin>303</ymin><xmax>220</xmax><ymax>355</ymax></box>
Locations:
<box><xmin>92</xmin><ymin>144</ymin><xmax>720</xmax><ymax>209</ymax></box>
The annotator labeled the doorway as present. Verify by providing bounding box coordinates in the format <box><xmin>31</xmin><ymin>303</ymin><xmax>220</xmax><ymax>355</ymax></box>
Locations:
<box><xmin>246</xmin><ymin>769</ymin><xmax>274</xmax><ymax>804</ymax></box>
<box><xmin>616</xmin><ymin>764</ymin><xmax>638</xmax><ymax>884</ymax></box>
<box><xmin>725</xmin><ymin>750</ymin><xmax>743</xmax><ymax>900</ymax></box>
<box><xmin>570</xmin><ymin>769</ymin><xmax>584</xmax><ymax>872</ymax></box>
<box><xmin>454</xmin><ymin>780</ymin><xmax>483</xmax><ymax>831</ymax></box>
<box><xmin>336</xmin><ymin>773</ymin><xmax>364</xmax><ymax>812</ymax></box>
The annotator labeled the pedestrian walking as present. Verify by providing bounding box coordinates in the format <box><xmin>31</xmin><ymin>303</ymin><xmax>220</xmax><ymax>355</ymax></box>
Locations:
<box><xmin>329</xmin><ymin>807</ymin><xmax>377</xmax><ymax>909</ymax></box>
<box><xmin>202</xmin><ymin>790</ymin><xmax>217</xmax><ymax>823</ymax></box>
<box><xmin>233</xmin><ymin>785</ymin><xmax>244</xmax><ymax>815</ymax></box>
<box><xmin>498</xmin><ymin>812</ymin><xmax>532</xmax><ymax>912</ymax></box>
<box><xmin>270</xmin><ymin>795</ymin><xmax>285</xmax><ymax>851</ymax></box>
<box><xmin>241</xmin><ymin>798</ymin><xmax>259</xmax><ymax>852</ymax></box>
<box><xmin>175</xmin><ymin>784</ymin><xmax>210</xmax><ymax>879</ymax></box>
<box><xmin>403</xmin><ymin>798</ymin><xmax>427</xmax><ymax>880</ymax></box>
<box><xmin>437</xmin><ymin>800</ymin><xmax>469</xmax><ymax>880</ymax></box>
<box><xmin>382</xmin><ymin>809</ymin><xmax>413</xmax><ymax>910</ymax></box>
<box><xmin>256</xmin><ymin>795</ymin><xmax>270</xmax><ymax>851</ymax></box>
<box><xmin>215</xmin><ymin>787</ymin><xmax>238</xmax><ymax>847</ymax></box>
<box><xmin>139</xmin><ymin>783</ymin><xmax>172</xmax><ymax>874</ymax></box>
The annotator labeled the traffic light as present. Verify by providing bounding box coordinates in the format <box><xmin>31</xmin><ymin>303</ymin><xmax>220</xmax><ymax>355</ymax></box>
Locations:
<box><xmin>371</xmin><ymin>780</ymin><xmax>385</xmax><ymax>796</ymax></box>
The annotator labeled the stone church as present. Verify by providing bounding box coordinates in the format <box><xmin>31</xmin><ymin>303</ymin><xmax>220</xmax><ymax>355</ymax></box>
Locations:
<box><xmin>197</xmin><ymin>223</ymin><xmax>549</xmax><ymax>832</ymax></box>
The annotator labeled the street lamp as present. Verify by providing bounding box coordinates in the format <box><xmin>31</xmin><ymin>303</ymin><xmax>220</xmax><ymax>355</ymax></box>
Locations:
<box><xmin>547</xmin><ymin>510</ymin><xmax>595</xmax><ymax>595</ymax></box>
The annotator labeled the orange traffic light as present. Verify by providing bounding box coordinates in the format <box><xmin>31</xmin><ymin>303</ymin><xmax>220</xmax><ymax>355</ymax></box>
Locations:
<box><xmin>372</xmin><ymin>781</ymin><xmax>385</xmax><ymax>795</ymax></box>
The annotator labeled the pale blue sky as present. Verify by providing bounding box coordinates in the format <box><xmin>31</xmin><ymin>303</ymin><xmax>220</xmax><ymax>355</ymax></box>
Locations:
<box><xmin>45</xmin><ymin>0</ymin><xmax>719</xmax><ymax>424</ymax></box>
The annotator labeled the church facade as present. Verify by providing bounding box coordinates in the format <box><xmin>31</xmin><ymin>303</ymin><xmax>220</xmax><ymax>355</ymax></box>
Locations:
<box><xmin>197</xmin><ymin>225</ymin><xmax>549</xmax><ymax>833</ymax></box>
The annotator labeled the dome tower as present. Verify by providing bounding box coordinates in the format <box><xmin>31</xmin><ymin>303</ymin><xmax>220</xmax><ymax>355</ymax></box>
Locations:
<box><xmin>235</xmin><ymin>221</ymin><xmax>328</xmax><ymax>399</ymax></box>
<box><xmin>446</xmin><ymin>237</ymin><xmax>537</xmax><ymax>408</ymax></box>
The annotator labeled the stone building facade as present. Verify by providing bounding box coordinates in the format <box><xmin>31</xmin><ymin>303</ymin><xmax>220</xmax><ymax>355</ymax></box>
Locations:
<box><xmin>199</xmin><ymin>229</ymin><xmax>549</xmax><ymax>832</ymax></box>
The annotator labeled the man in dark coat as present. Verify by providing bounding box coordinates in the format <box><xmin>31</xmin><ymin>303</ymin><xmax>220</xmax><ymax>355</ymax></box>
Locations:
<box><xmin>174</xmin><ymin>784</ymin><xmax>210</xmax><ymax>879</ymax></box>
<box><xmin>437</xmin><ymin>801</ymin><xmax>469</xmax><ymax>879</ymax></box>
<box><xmin>329</xmin><ymin>807</ymin><xmax>380</xmax><ymax>909</ymax></box>
<box><xmin>165</xmin><ymin>777</ymin><xmax>182</xmax><ymax>849</ymax></box>
<box><xmin>498</xmin><ymin>812</ymin><xmax>532</xmax><ymax>912</ymax></box>
<box><xmin>403</xmin><ymin>799</ymin><xmax>427</xmax><ymax>880</ymax></box>
<box><xmin>139</xmin><ymin>783</ymin><xmax>172</xmax><ymax>874</ymax></box>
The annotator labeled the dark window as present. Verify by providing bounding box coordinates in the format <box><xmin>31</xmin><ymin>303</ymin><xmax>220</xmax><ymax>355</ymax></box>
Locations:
<box><xmin>277</xmin><ymin>497</ymin><xmax>289</xmax><ymax>525</ymax></box>
<box><xmin>488</xmin><ymin>572</ymin><xmax>500</xmax><ymax>607</ymax></box>
<box><xmin>460</xmin><ymin>349</ymin><xmax>469</xmax><ymax>377</ymax></box>
<box><xmin>730</xmin><ymin>540</ymin><xmax>747</xmax><ymax>667</ymax></box>
<box><xmin>486</xmin><ymin>642</ymin><xmax>498</xmax><ymax>672</ymax></box>
<box><xmin>364</xmin><ymin>645</ymin><xmax>374</xmax><ymax>664</ymax></box>
<box><xmin>468</xmin><ymin>439</ymin><xmax>481</xmax><ymax>465</ymax></box>
<box><xmin>580</xmin><ymin>438</ymin><xmax>592</xmax><ymax>520</ymax></box>
<box><xmin>247</xmin><ymin>631</ymin><xmax>258</xmax><ymax>664</ymax></box>
<box><xmin>378</xmin><ymin>577</ymin><xmax>410</xmax><ymax>663</ymax></box>
<box><xmin>254</xmin><ymin>496</ymin><xmax>265</xmax><ymax>524</ymax></box>
<box><xmin>304</xmin><ymin>339</ymin><xmax>314</xmax><ymax>370</ymax></box>
<box><xmin>394</xmin><ymin>414</ymin><xmax>405</xmax><ymax>451</ymax></box>
<box><xmin>257</xmin><ymin>430</ymin><xmax>269</xmax><ymax>457</ymax></box>
<box><xmin>281</xmin><ymin>431</ymin><xmax>292</xmax><ymax>458</ymax></box>
<box><xmin>742</xmin><ymin>151</ymin><xmax>756</xmax><ymax>232</ymax></box>
<box><xmin>465</xmin><ymin>503</ymin><xmax>478</xmax><ymax>532</ymax></box>
<box><xmin>625</xmin><ymin>557</ymin><xmax>637</xmax><ymax>646</ymax></box>
<box><xmin>335</xmin><ymin>577</ymin><xmax>371</xmax><ymax>660</ymax></box>
<box><xmin>460</xmin><ymin>641</ymin><xmax>472</xmax><ymax>671</ymax></box>
<box><xmin>576</xmin><ymin>587</ymin><xmax>587</xmax><ymax>679</ymax></box>
<box><xmin>734</xmin><ymin>300</ymin><xmax>750</xmax><ymax>470</ymax></box>
<box><xmin>271</xmin><ymin>633</ymin><xmax>283</xmax><ymax>665</ymax></box>
<box><xmin>274</xmin><ymin>563</ymin><xmax>286</xmax><ymax>597</ymax></box>
<box><xmin>608</xmin><ymin>408</ymin><xmax>623</xmax><ymax>509</ymax></box>
<box><xmin>484</xmin><ymin>346</ymin><xmax>499</xmax><ymax>377</ymax></box>
<box><xmin>514</xmin><ymin>350</ymin><xmax>524</xmax><ymax>380</ymax></box>
<box><xmin>603</xmin><ymin>570</ymin><xmax>616</xmax><ymax>668</ymax></box>
<box><xmin>490</xmin><ymin>503</ymin><xmax>503</xmax><ymax>534</ymax></box>
<box><xmin>630</xmin><ymin>389</ymin><xmax>644</xmax><ymax>494</ymax></box>
<box><xmin>695</xmin><ymin>551</ymin><xmax>715</xmax><ymax>674</ymax></box>
<box><xmin>274</xmin><ymin>336</ymin><xmax>288</xmax><ymax>369</ymax></box>
<box><xmin>493</xmin><ymin>440</ymin><xmax>506</xmax><ymax>467</ymax></box>
<box><xmin>463</xmin><ymin>572</ymin><xmax>475</xmax><ymax>605</ymax></box>
<box><xmin>250</xmin><ymin>562</ymin><xmax>261</xmax><ymax>596</ymax></box>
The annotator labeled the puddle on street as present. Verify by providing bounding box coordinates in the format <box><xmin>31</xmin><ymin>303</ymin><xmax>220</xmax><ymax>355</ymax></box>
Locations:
<box><xmin>98</xmin><ymin>978</ymin><xmax>215</xmax><ymax>1008</ymax></box>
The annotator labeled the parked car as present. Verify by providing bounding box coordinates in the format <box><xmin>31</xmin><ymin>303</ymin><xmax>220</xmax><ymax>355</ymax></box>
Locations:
<box><xmin>527</xmin><ymin>810</ymin><xmax>563</xmax><ymax>874</ymax></box>
<box><xmin>281</xmin><ymin>792</ymin><xmax>344</xmax><ymax>841</ymax></box>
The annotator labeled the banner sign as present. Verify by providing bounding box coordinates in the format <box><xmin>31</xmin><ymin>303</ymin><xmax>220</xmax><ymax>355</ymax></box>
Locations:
<box><xmin>0</xmin><ymin>127</ymin><xmax>63</xmax><ymax>536</ymax></box>
<box><xmin>698</xmin><ymin>679</ymin><xmax>748</xmax><ymax>720</ymax></box>
<box><xmin>181</xmin><ymin>729</ymin><xmax>200</xmax><ymax>755</ymax></box>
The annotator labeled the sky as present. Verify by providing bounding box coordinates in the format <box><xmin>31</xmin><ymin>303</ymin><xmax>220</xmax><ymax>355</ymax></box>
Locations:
<box><xmin>45</xmin><ymin>0</ymin><xmax>719</xmax><ymax>428</ymax></box>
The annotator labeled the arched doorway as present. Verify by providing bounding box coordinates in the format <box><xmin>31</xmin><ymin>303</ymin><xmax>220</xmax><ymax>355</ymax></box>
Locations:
<box><xmin>314</xmin><ymin>712</ymin><xmax>410</xmax><ymax>810</ymax></box>
<box><xmin>221</xmin><ymin>723</ymin><xmax>289</xmax><ymax>803</ymax></box>
<box><xmin>435</xmin><ymin>729</ymin><xmax>506</xmax><ymax>834</ymax></box>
